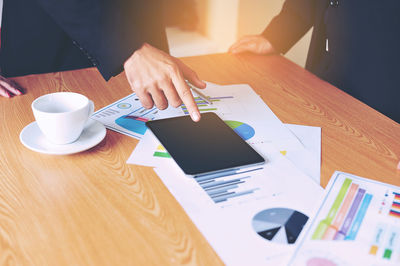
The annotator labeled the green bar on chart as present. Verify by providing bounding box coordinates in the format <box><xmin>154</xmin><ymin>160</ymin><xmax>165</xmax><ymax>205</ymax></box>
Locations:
<box><xmin>153</xmin><ymin>151</ymin><xmax>171</xmax><ymax>158</ymax></box>
<box><xmin>383</xmin><ymin>249</ymin><xmax>392</xmax><ymax>259</ymax></box>
<box><xmin>199</xmin><ymin>108</ymin><xmax>218</xmax><ymax>112</ymax></box>
<box><xmin>153</xmin><ymin>145</ymin><xmax>171</xmax><ymax>158</ymax></box>
<box><xmin>312</xmin><ymin>221</ymin><xmax>330</xmax><ymax>240</ymax></box>
<box><xmin>312</xmin><ymin>178</ymin><xmax>352</xmax><ymax>239</ymax></box>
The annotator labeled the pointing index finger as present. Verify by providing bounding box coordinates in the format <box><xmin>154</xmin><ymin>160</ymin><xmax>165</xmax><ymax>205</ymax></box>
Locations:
<box><xmin>171</xmin><ymin>71</ymin><xmax>201</xmax><ymax>122</ymax></box>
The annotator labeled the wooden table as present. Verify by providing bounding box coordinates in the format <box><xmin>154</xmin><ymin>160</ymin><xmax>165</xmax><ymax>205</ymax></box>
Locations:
<box><xmin>1</xmin><ymin>54</ymin><xmax>399</xmax><ymax>265</ymax></box>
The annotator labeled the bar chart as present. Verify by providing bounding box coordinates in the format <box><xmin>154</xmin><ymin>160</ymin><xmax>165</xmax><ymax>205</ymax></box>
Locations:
<box><xmin>312</xmin><ymin>178</ymin><xmax>373</xmax><ymax>241</ymax></box>
<box><xmin>193</xmin><ymin>167</ymin><xmax>264</xmax><ymax>205</ymax></box>
<box><xmin>389</xmin><ymin>192</ymin><xmax>400</xmax><ymax>218</ymax></box>
<box><xmin>153</xmin><ymin>144</ymin><xmax>171</xmax><ymax>158</ymax></box>
<box><xmin>181</xmin><ymin>96</ymin><xmax>234</xmax><ymax>114</ymax></box>
<box><xmin>291</xmin><ymin>172</ymin><xmax>400</xmax><ymax>265</ymax></box>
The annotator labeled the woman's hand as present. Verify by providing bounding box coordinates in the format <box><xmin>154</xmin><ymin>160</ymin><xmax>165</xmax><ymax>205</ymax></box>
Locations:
<box><xmin>229</xmin><ymin>35</ymin><xmax>276</xmax><ymax>55</ymax></box>
<box><xmin>0</xmin><ymin>75</ymin><xmax>23</xmax><ymax>98</ymax></box>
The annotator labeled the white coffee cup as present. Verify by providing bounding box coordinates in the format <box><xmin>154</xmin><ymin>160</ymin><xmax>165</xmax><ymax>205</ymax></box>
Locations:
<box><xmin>32</xmin><ymin>92</ymin><xmax>94</xmax><ymax>144</ymax></box>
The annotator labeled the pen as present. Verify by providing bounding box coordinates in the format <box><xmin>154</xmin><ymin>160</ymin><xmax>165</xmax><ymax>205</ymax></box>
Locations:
<box><xmin>185</xmin><ymin>80</ymin><xmax>212</xmax><ymax>105</ymax></box>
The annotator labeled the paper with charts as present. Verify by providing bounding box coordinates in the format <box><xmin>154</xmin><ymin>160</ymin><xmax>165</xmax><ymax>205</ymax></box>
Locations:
<box><xmin>290</xmin><ymin>171</ymin><xmax>400</xmax><ymax>266</ymax></box>
<box><xmin>91</xmin><ymin>93</ymin><xmax>183</xmax><ymax>139</ymax></box>
<box><xmin>92</xmin><ymin>82</ymin><xmax>303</xmax><ymax>145</ymax></box>
<box><xmin>124</xmin><ymin>82</ymin><xmax>321</xmax><ymax>183</ymax></box>
<box><xmin>154</xmin><ymin>141</ymin><xmax>323</xmax><ymax>266</ymax></box>
<box><xmin>91</xmin><ymin>93</ymin><xmax>156</xmax><ymax>139</ymax></box>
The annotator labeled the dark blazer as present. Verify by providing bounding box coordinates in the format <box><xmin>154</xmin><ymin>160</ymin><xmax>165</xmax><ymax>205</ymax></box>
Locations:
<box><xmin>0</xmin><ymin>0</ymin><xmax>168</xmax><ymax>80</ymax></box>
<box><xmin>263</xmin><ymin>0</ymin><xmax>400</xmax><ymax>122</ymax></box>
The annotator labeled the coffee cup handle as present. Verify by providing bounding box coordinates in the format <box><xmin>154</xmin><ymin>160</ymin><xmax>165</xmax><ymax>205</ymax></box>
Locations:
<box><xmin>88</xmin><ymin>100</ymin><xmax>95</xmax><ymax>117</ymax></box>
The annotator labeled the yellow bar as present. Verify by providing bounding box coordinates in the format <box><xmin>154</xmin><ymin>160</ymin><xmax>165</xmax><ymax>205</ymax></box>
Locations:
<box><xmin>369</xmin><ymin>245</ymin><xmax>378</xmax><ymax>255</ymax></box>
<box><xmin>157</xmin><ymin>144</ymin><xmax>166</xmax><ymax>151</ymax></box>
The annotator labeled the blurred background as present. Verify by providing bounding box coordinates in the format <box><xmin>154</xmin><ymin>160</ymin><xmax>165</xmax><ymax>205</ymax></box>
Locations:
<box><xmin>165</xmin><ymin>0</ymin><xmax>312</xmax><ymax>67</ymax></box>
<box><xmin>0</xmin><ymin>0</ymin><xmax>311</xmax><ymax>67</ymax></box>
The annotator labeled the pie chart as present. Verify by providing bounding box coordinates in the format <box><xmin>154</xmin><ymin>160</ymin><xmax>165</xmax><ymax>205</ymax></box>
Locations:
<box><xmin>225</xmin><ymin>120</ymin><xmax>255</xmax><ymax>141</ymax></box>
<box><xmin>252</xmin><ymin>208</ymin><xmax>309</xmax><ymax>244</ymax></box>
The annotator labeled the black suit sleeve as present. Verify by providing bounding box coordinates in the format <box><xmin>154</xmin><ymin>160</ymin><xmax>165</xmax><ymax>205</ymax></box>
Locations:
<box><xmin>33</xmin><ymin>0</ymin><xmax>147</xmax><ymax>80</ymax></box>
<box><xmin>262</xmin><ymin>0</ymin><xmax>316</xmax><ymax>54</ymax></box>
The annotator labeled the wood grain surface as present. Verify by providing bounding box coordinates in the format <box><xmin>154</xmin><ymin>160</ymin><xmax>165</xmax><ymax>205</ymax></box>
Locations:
<box><xmin>0</xmin><ymin>53</ymin><xmax>399</xmax><ymax>265</ymax></box>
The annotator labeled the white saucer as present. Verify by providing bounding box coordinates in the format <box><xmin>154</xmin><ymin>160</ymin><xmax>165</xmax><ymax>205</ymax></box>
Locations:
<box><xmin>20</xmin><ymin>119</ymin><xmax>106</xmax><ymax>155</ymax></box>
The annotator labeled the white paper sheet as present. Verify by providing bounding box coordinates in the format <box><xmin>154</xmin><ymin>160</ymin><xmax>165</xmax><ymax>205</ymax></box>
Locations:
<box><xmin>154</xmin><ymin>143</ymin><xmax>324</xmax><ymax>266</ymax></box>
<box><xmin>285</xmin><ymin>124</ymin><xmax>321</xmax><ymax>158</ymax></box>
<box><xmin>290</xmin><ymin>171</ymin><xmax>400</xmax><ymax>266</ymax></box>
<box><xmin>284</xmin><ymin>124</ymin><xmax>321</xmax><ymax>184</ymax></box>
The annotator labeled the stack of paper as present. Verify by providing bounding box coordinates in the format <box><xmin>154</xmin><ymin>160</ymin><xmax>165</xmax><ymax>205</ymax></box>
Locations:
<box><xmin>92</xmin><ymin>82</ymin><xmax>323</xmax><ymax>265</ymax></box>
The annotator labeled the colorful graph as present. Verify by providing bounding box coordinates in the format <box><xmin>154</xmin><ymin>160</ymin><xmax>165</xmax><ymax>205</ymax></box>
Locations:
<box><xmin>252</xmin><ymin>208</ymin><xmax>309</xmax><ymax>244</ymax></box>
<box><xmin>115</xmin><ymin>115</ymin><xmax>149</xmax><ymax>135</ymax></box>
<box><xmin>225</xmin><ymin>120</ymin><xmax>255</xmax><ymax>141</ymax></box>
<box><xmin>91</xmin><ymin>93</ymin><xmax>159</xmax><ymax>139</ymax></box>
<box><xmin>181</xmin><ymin>96</ymin><xmax>234</xmax><ymax>114</ymax></box>
<box><xmin>312</xmin><ymin>178</ymin><xmax>373</xmax><ymax>241</ymax></box>
<box><xmin>294</xmin><ymin>173</ymin><xmax>400</xmax><ymax>264</ymax></box>
<box><xmin>369</xmin><ymin>224</ymin><xmax>386</xmax><ymax>256</ymax></box>
<box><xmin>381</xmin><ymin>227</ymin><xmax>400</xmax><ymax>260</ymax></box>
<box><xmin>389</xmin><ymin>192</ymin><xmax>400</xmax><ymax>218</ymax></box>
<box><xmin>153</xmin><ymin>144</ymin><xmax>171</xmax><ymax>158</ymax></box>
<box><xmin>369</xmin><ymin>224</ymin><xmax>400</xmax><ymax>260</ymax></box>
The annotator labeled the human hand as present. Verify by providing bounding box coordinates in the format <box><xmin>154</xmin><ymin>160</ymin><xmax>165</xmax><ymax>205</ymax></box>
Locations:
<box><xmin>124</xmin><ymin>43</ymin><xmax>206</xmax><ymax>122</ymax></box>
<box><xmin>0</xmin><ymin>75</ymin><xmax>23</xmax><ymax>98</ymax></box>
<box><xmin>229</xmin><ymin>35</ymin><xmax>276</xmax><ymax>55</ymax></box>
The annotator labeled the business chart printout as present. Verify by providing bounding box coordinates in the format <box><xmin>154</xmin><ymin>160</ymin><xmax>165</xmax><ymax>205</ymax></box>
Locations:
<box><xmin>94</xmin><ymin>82</ymin><xmax>326</xmax><ymax>265</ymax></box>
<box><xmin>154</xmin><ymin>142</ymin><xmax>324</xmax><ymax>266</ymax></box>
<box><xmin>290</xmin><ymin>171</ymin><xmax>400</xmax><ymax>266</ymax></box>
<box><xmin>91</xmin><ymin>93</ymin><xmax>183</xmax><ymax>139</ymax></box>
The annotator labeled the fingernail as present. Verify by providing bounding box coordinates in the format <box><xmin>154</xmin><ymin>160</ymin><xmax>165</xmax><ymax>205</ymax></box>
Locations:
<box><xmin>397</xmin><ymin>160</ymin><xmax>400</xmax><ymax>170</ymax></box>
<box><xmin>191</xmin><ymin>111</ymin><xmax>200</xmax><ymax>122</ymax></box>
